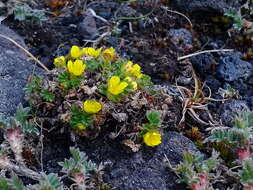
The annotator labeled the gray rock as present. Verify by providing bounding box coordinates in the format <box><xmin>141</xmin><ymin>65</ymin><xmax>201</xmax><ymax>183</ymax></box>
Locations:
<box><xmin>77</xmin><ymin>12</ymin><xmax>98</xmax><ymax>40</ymax></box>
<box><xmin>0</xmin><ymin>24</ymin><xmax>43</xmax><ymax>116</ymax></box>
<box><xmin>167</xmin><ymin>28</ymin><xmax>192</xmax><ymax>51</ymax></box>
<box><xmin>191</xmin><ymin>53</ymin><xmax>217</xmax><ymax>76</ymax></box>
<box><xmin>103</xmin><ymin>132</ymin><xmax>199</xmax><ymax>190</ymax></box>
<box><xmin>216</xmin><ymin>52</ymin><xmax>253</xmax><ymax>94</ymax></box>
<box><xmin>117</xmin><ymin>5</ymin><xmax>137</xmax><ymax>18</ymax></box>
<box><xmin>219</xmin><ymin>100</ymin><xmax>250</xmax><ymax>127</ymax></box>
<box><xmin>246</xmin><ymin>96</ymin><xmax>253</xmax><ymax>110</ymax></box>
<box><xmin>171</xmin><ymin>0</ymin><xmax>246</xmax><ymax>14</ymax></box>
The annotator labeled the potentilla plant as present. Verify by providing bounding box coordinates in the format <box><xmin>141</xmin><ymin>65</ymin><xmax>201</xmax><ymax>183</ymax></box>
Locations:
<box><xmin>207</xmin><ymin>112</ymin><xmax>253</xmax><ymax>161</ymax></box>
<box><xmin>170</xmin><ymin>150</ymin><xmax>220</xmax><ymax>190</ymax></box>
<box><xmin>205</xmin><ymin>112</ymin><xmax>253</xmax><ymax>189</ymax></box>
<box><xmin>26</xmin><ymin>46</ymin><xmax>169</xmax><ymax>148</ymax></box>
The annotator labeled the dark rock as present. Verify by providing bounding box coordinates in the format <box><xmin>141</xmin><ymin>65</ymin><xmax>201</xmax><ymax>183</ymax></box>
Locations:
<box><xmin>0</xmin><ymin>24</ymin><xmax>43</xmax><ymax>116</ymax></box>
<box><xmin>246</xmin><ymin>96</ymin><xmax>253</xmax><ymax>110</ymax></box>
<box><xmin>117</xmin><ymin>5</ymin><xmax>137</xmax><ymax>18</ymax></box>
<box><xmin>191</xmin><ymin>53</ymin><xmax>217</xmax><ymax>76</ymax></box>
<box><xmin>101</xmin><ymin>131</ymin><xmax>198</xmax><ymax>190</ymax></box>
<box><xmin>89</xmin><ymin>1</ymin><xmax>119</xmax><ymax>19</ymax></box>
<box><xmin>216</xmin><ymin>52</ymin><xmax>253</xmax><ymax>94</ymax></box>
<box><xmin>77</xmin><ymin>12</ymin><xmax>98</xmax><ymax>40</ymax></box>
<box><xmin>205</xmin><ymin>75</ymin><xmax>221</xmax><ymax>92</ymax></box>
<box><xmin>167</xmin><ymin>29</ymin><xmax>192</xmax><ymax>51</ymax></box>
<box><xmin>219</xmin><ymin>100</ymin><xmax>250</xmax><ymax>127</ymax></box>
<box><xmin>171</xmin><ymin>0</ymin><xmax>246</xmax><ymax>14</ymax></box>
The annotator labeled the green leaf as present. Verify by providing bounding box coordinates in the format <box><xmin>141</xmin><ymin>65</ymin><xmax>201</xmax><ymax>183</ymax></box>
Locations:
<box><xmin>58</xmin><ymin>72</ymin><xmax>82</xmax><ymax>89</ymax></box>
<box><xmin>70</xmin><ymin>107</ymin><xmax>93</xmax><ymax>130</ymax></box>
<box><xmin>202</xmin><ymin>150</ymin><xmax>219</xmax><ymax>173</ymax></box>
<box><xmin>8</xmin><ymin>173</ymin><xmax>28</xmax><ymax>190</ymax></box>
<box><xmin>14</xmin><ymin>4</ymin><xmax>47</xmax><ymax>24</ymax></box>
<box><xmin>43</xmin><ymin>173</ymin><xmax>62</xmax><ymax>189</ymax></box>
<box><xmin>86</xmin><ymin>60</ymin><xmax>100</xmax><ymax>70</ymax></box>
<box><xmin>138</xmin><ymin>74</ymin><xmax>153</xmax><ymax>88</ymax></box>
<box><xmin>224</xmin><ymin>9</ymin><xmax>243</xmax><ymax>31</ymax></box>
<box><xmin>70</xmin><ymin>147</ymin><xmax>82</xmax><ymax>162</ymax></box>
<box><xmin>182</xmin><ymin>152</ymin><xmax>195</xmax><ymax>165</ymax></box>
<box><xmin>146</xmin><ymin>111</ymin><xmax>161</xmax><ymax>126</ymax></box>
<box><xmin>22</xmin><ymin>121</ymin><xmax>39</xmax><ymax>135</ymax></box>
<box><xmin>40</xmin><ymin>90</ymin><xmax>55</xmax><ymax>102</ymax></box>
<box><xmin>224</xmin><ymin>9</ymin><xmax>238</xmax><ymax>18</ymax></box>
<box><xmin>0</xmin><ymin>115</ymin><xmax>7</xmax><ymax>128</ymax></box>
<box><xmin>240</xmin><ymin>160</ymin><xmax>253</xmax><ymax>185</ymax></box>
<box><xmin>24</xmin><ymin>76</ymin><xmax>41</xmax><ymax>94</ymax></box>
<box><xmin>0</xmin><ymin>177</ymin><xmax>9</xmax><ymax>190</ymax></box>
<box><xmin>98</xmin><ymin>84</ymin><xmax>107</xmax><ymax>96</ymax></box>
<box><xmin>70</xmin><ymin>76</ymin><xmax>82</xmax><ymax>88</ymax></box>
<box><xmin>59</xmin><ymin>147</ymin><xmax>97</xmax><ymax>177</ymax></box>
<box><xmin>15</xmin><ymin>104</ymin><xmax>30</xmax><ymax>124</ymax></box>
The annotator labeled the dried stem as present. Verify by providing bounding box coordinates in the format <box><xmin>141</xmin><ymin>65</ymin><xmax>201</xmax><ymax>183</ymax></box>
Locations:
<box><xmin>161</xmin><ymin>6</ymin><xmax>193</xmax><ymax>27</ymax></box>
<box><xmin>0</xmin><ymin>34</ymin><xmax>50</xmax><ymax>72</ymax></box>
<box><xmin>0</xmin><ymin>155</ymin><xmax>41</xmax><ymax>180</ymax></box>
<box><xmin>177</xmin><ymin>49</ymin><xmax>234</xmax><ymax>61</ymax></box>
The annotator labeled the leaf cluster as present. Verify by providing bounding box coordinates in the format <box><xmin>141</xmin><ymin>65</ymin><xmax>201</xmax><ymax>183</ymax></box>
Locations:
<box><xmin>25</xmin><ymin>76</ymin><xmax>55</xmax><ymax>103</ymax></box>
<box><xmin>175</xmin><ymin>150</ymin><xmax>220</xmax><ymax>186</ymax></box>
<box><xmin>58</xmin><ymin>71</ymin><xmax>82</xmax><ymax>89</ymax></box>
<box><xmin>58</xmin><ymin>147</ymin><xmax>97</xmax><ymax>177</ymax></box>
<box><xmin>0</xmin><ymin>104</ymin><xmax>39</xmax><ymax>135</ymax></box>
<box><xmin>224</xmin><ymin>9</ymin><xmax>243</xmax><ymax>30</ymax></box>
<box><xmin>70</xmin><ymin>106</ymin><xmax>93</xmax><ymax>130</ymax></box>
<box><xmin>140</xmin><ymin>111</ymin><xmax>161</xmax><ymax>136</ymax></box>
<box><xmin>240</xmin><ymin>160</ymin><xmax>253</xmax><ymax>185</ymax></box>
<box><xmin>207</xmin><ymin>112</ymin><xmax>253</xmax><ymax>147</ymax></box>
<box><xmin>0</xmin><ymin>172</ymin><xmax>62</xmax><ymax>190</ymax></box>
<box><xmin>14</xmin><ymin>4</ymin><xmax>47</xmax><ymax>24</ymax></box>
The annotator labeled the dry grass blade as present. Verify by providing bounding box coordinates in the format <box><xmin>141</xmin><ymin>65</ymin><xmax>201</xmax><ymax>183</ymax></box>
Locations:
<box><xmin>177</xmin><ymin>68</ymin><xmax>223</xmax><ymax>126</ymax></box>
<box><xmin>177</xmin><ymin>49</ymin><xmax>234</xmax><ymax>61</ymax></box>
<box><xmin>0</xmin><ymin>34</ymin><xmax>50</xmax><ymax>72</ymax></box>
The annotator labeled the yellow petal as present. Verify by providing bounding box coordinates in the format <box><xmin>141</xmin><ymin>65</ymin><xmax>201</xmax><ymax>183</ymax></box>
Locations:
<box><xmin>108</xmin><ymin>76</ymin><xmax>128</xmax><ymax>95</ymax></box>
<box><xmin>103</xmin><ymin>47</ymin><xmax>116</xmax><ymax>61</ymax></box>
<box><xmin>124</xmin><ymin>77</ymin><xmax>137</xmax><ymax>90</ymax></box>
<box><xmin>67</xmin><ymin>60</ymin><xmax>85</xmax><ymax>76</ymax></box>
<box><xmin>131</xmin><ymin>64</ymin><xmax>142</xmax><ymax>77</ymax></box>
<box><xmin>67</xmin><ymin>60</ymin><xmax>74</xmax><ymax>73</ymax></box>
<box><xmin>77</xmin><ymin>123</ymin><xmax>87</xmax><ymax>130</ymax></box>
<box><xmin>143</xmin><ymin>131</ymin><xmax>161</xmax><ymax>147</ymax></box>
<box><xmin>70</xmin><ymin>45</ymin><xmax>82</xmax><ymax>58</ymax></box>
<box><xmin>83</xmin><ymin>47</ymin><xmax>94</xmax><ymax>56</ymax></box>
<box><xmin>124</xmin><ymin>76</ymin><xmax>132</xmax><ymax>82</ymax></box>
<box><xmin>83</xmin><ymin>100</ymin><xmax>102</xmax><ymax>114</ymax></box>
<box><xmin>131</xmin><ymin>81</ymin><xmax>138</xmax><ymax>90</ymax></box>
<box><xmin>117</xmin><ymin>81</ymin><xmax>128</xmax><ymax>93</ymax></box>
<box><xmin>109</xmin><ymin>76</ymin><xmax>120</xmax><ymax>87</ymax></box>
<box><xmin>124</xmin><ymin>61</ymin><xmax>133</xmax><ymax>72</ymax></box>
<box><xmin>54</xmin><ymin>56</ymin><xmax>66</xmax><ymax>67</ymax></box>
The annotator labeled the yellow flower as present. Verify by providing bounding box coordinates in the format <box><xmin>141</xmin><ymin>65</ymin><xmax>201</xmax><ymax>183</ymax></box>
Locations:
<box><xmin>67</xmin><ymin>60</ymin><xmax>86</xmax><ymax>76</ymax></box>
<box><xmin>77</xmin><ymin>123</ymin><xmax>87</xmax><ymax>130</ymax></box>
<box><xmin>102</xmin><ymin>47</ymin><xmax>116</xmax><ymax>61</ymax></box>
<box><xmin>143</xmin><ymin>131</ymin><xmax>161</xmax><ymax>147</ymax></box>
<box><xmin>54</xmin><ymin>56</ymin><xmax>66</xmax><ymax>67</ymax></box>
<box><xmin>124</xmin><ymin>61</ymin><xmax>133</xmax><ymax>72</ymax></box>
<box><xmin>83</xmin><ymin>47</ymin><xmax>102</xmax><ymax>58</ymax></box>
<box><xmin>124</xmin><ymin>77</ymin><xmax>138</xmax><ymax>91</ymax></box>
<box><xmin>124</xmin><ymin>61</ymin><xmax>143</xmax><ymax>79</ymax></box>
<box><xmin>108</xmin><ymin>76</ymin><xmax>128</xmax><ymax>95</ymax></box>
<box><xmin>131</xmin><ymin>64</ymin><xmax>143</xmax><ymax>79</ymax></box>
<box><xmin>70</xmin><ymin>45</ymin><xmax>83</xmax><ymax>58</ymax></box>
<box><xmin>83</xmin><ymin>100</ymin><xmax>102</xmax><ymax>114</ymax></box>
